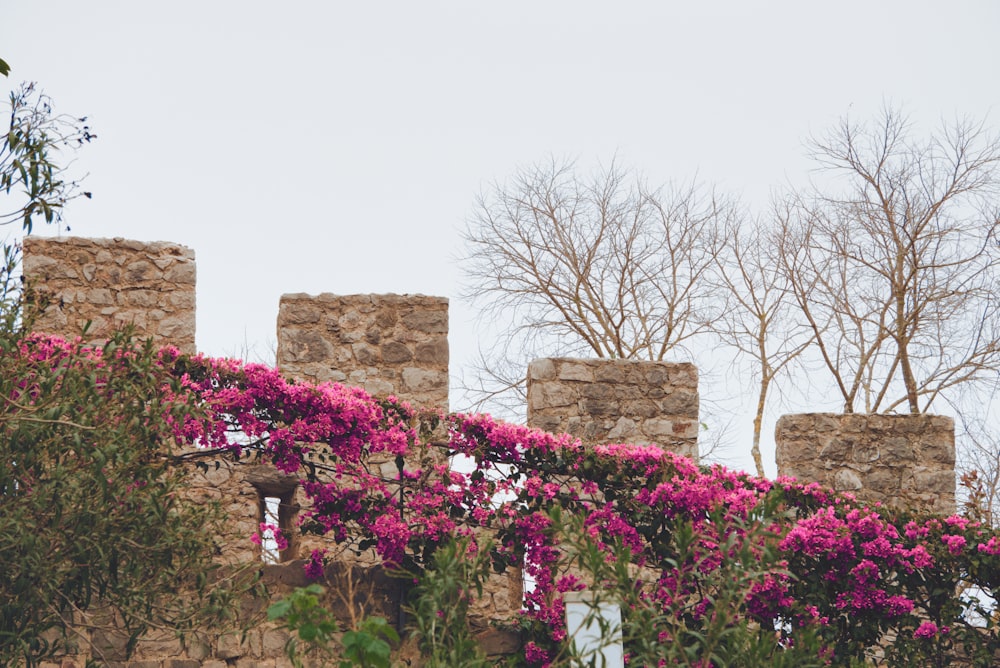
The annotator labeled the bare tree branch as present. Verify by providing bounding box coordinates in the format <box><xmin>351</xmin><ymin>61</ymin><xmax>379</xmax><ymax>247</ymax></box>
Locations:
<box><xmin>779</xmin><ymin>107</ymin><xmax>1000</xmax><ymax>414</ymax></box>
<box><xmin>461</xmin><ymin>159</ymin><xmax>724</xmax><ymax>415</ymax></box>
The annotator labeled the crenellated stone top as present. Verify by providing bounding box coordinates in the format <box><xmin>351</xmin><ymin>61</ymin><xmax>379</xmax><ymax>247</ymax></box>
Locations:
<box><xmin>775</xmin><ymin>413</ymin><xmax>956</xmax><ymax>515</ymax></box>
<box><xmin>526</xmin><ymin>357</ymin><xmax>699</xmax><ymax>460</ymax></box>
<box><xmin>22</xmin><ymin>236</ymin><xmax>197</xmax><ymax>353</ymax></box>
<box><xmin>276</xmin><ymin>292</ymin><xmax>449</xmax><ymax>411</ymax></box>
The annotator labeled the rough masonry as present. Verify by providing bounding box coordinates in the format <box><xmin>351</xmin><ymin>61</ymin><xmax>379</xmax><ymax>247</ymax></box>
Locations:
<box><xmin>19</xmin><ymin>235</ymin><xmax>962</xmax><ymax>666</ymax></box>
<box><xmin>526</xmin><ymin>357</ymin><xmax>700</xmax><ymax>460</ymax></box>
<box><xmin>22</xmin><ymin>236</ymin><xmax>197</xmax><ymax>354</ymax></box>
<box><xmin>775</xmin><ymin>413</ymin><xmax>956</xmax><ymax>515</ymax></box>
<box><xmin>276</xmin><ymin>293</ymin><xmax>449</xmax><ymax>411</ymax></box>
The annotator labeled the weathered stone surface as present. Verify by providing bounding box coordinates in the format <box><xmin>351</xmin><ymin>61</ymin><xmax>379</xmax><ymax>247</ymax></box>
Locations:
<box><xmin>526</xmin><ymin>358</ymin><xmax>699</xmax><ymax>460</ymax></box>
<box><xmin>401</xmin><ymin>367</ymin><xmax>447</xmax><ymax>393</ymax></box>
<box><xmin>217</xmin><ymin>632</ymin><xmax>247</xmax><ymax>659</ymax></box>
<box><xmin>90</xmin><ymin>629</ymin><xmax>131</xmax><ymax>661</ymax></box>
<box><xmin>776</xmin><ymin>413</ymin><xmax>955</xmax><ymax>514</ymax></box>
<box><xmin>400</xmin><ymin>309</ymin><xmax>447</xmax><ymax>333</ymax></box>
<box><xmin>262</xmin><ymin>629</ymin><xmax>290</xmax><ymax>658</ymax></box>
<box><xmin>476</xmin><ymin>627</ymin><xmax>522</xmax><ymax>656</ymax></box>
<box><xmin>833</xmin><ymin>468</ymin><xmax>863</xmax><ymax>491</ymax></box>
<box><xmin>380</xmin><ymin>340</ymin><xmax>412</xmax><ymax>363</ymax></box>
<box><xmin>281</xmin><ymin>329</ymin><xmax>331</xmax><ymax>363</ymax></box>
<box><xmin>23</xmin><ymin>236</ymin><xmax>196</xmax><ymax>353</ymax></box>
<box><xmin>414</xmin><ymin>337</ymin><xmax>448</xmax><ymax>364</ymax></box>
<box><xmin>277</xmin><ymin>294</ymin><xmax>448</xmax><ymax>411</ymax></box>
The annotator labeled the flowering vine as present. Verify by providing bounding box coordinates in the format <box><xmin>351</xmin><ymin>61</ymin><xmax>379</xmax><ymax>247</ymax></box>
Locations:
<box><xmin>21</xmin><ymin>334</ymin><xmax>1000</xmax><ymax>666</ymax></box>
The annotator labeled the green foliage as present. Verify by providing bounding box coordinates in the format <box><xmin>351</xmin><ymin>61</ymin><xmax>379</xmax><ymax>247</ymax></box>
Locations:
<box><xmin>1</xmin><ymin>81</ymin><xmax>95</xmax><ymax>232</ymax></box>
<box><xmin>0</xmin><ymin>58</ymin><xmax>10</xmax><ymax>78</ymax></box>
<box><xmin>534</xmin><ymin>503</ymin><xmax>838</xmax><ymax>668</ymax></box>
<box><xmin>268</xmin><ymin>585</ymin><xmax>398</xmax><ymax>668</ymax></box>
<box><xmin>0</xmin><ymin>261</ymin><xmax>248</xmax><ymax>665</ymax></box>
<box><xmin>343</xmin><ymin>617</ymin><xmax>398</xmax><ymax>668</ymax></box>
<box><xmin>268</xmin><ymin>537</ymin><xmax>496</xmax><ymax>668</ymax></box>
<box><xmin>406</xmin><ymin>535</ymin><xmax>493</xmax><ymax>668</ymax></box>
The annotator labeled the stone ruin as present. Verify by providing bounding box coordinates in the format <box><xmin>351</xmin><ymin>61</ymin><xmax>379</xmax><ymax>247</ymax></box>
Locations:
<box><xmin>23</xmin><ymin>236</ymin><xmax>197</xmax><ymax>355</ymax></box>
<box><xmin>21</xmin><ymin>236</ymin><xmax>957</xmax><ymax>667</ymax></box>
<box><xmin>526</xmin><ymin>357</ymin><xmax>699</xmax><ymax>461</ymax></box>
<box><xmin>776</xmin><ymin>413</ymin><xmax>956</xmax><ymax>515</ymax></box>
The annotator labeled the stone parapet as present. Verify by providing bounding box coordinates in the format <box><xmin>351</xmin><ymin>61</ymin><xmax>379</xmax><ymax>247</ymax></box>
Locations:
<box><xmin>526</xmin><ymin>357</ymin><xmax>699</xmax><ymax>460</ymax></box>
<box><xmin>775</xmin><ymin>413</ymin><xmax>956</xmax><ymax>515</ymax></box>
<box><xmin>22</xmin><ymin>236</ymin><xmax>197</xmax><ymax>354</ymax></box>
<box><xmin>276</xmin><ymin>293</ymin><xmax>449</xmax><ymax>411</ymax></box>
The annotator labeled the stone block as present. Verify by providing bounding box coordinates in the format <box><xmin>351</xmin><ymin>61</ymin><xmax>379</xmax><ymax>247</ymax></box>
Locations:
<box><xmin>262</xmin><ymin>629</ymin><xmax>291</xmax><ymax>657</ymax></box>
<box><xmin>414</xmin><ymin>337</ymin><xmax>448</xmax><ymax>364</ymax></box>
<box><xmin>642</xmin><ymin>418</ymin><xmax>676</xmax><ymax>439</ymax></box>
<box><xmin>401</xmin><ymin>309</ymin><xmax>447</xmax><ymax>333</ymax></box>
<box><xmin>606</xmin><ymin>417</ymin><xmax>638</xmax><ymax>441</ymax></box>
<box><xmin>277</xmin><ymin>294</ymin><xmax>448</xmax><ymax>410</ymax></box>
<box><xmin>477</xmin><ymin>627</ymin><xmax>522</xmax><ymax>656</ymax></box>
<box><xmin>280</xmin><ymin>329</ymin><xmax>332</xmax><ymax>363</ymax></box>
<box><xmin>776</xmin><ymin>413</ymin><xmax>955</xmax><ymax>514</ymax></box>
<box><xmin>579</xmin><ymin>398</ymin><xmax>619</xmax><ymax>416</ymax></box>
<box><xmin>527</xmin><ymin>358</ymin><xmax>556</xmax><ymax>381</ymax></box>
<box><xmin>528</xmin><ymin>357</ymin><xmax>699</xmax><ymax>458</ymax></box>
<box><xmin>183</xmin><ymin>632</ymin><xmax>212</xmax><ymax>661</ymax></box>
<box><xmin>380</xmin><ymin>341</ymin><xmax>412</xmax><ymax>363</ymax></box>
<box><xmin>557</xmin><ymin>362</ymin><xmax>595</xmax><ymax>382</ymax></box>
<box><xmin>91</xmin><ymin>629</ymin><xmax>131</xmax><ymax>661</ymax></box>
<box><xmin>353</xmin><ymin>342</ymin><xmax>380</xmax><ymax>365</ymax></box>
<box><xmin>833</xmin><ymin>468</ymin><xmax>863</xmax><ymax>491</ymax></box>
<box><xmin>217</xmin><ymin>632</ymin><xmax>245</xmax><ymax>659</ymax></box>
<box><xmin>401</xmin><ymin>367</ymin><xmax>446</xmax><ymax>392</ymax></box>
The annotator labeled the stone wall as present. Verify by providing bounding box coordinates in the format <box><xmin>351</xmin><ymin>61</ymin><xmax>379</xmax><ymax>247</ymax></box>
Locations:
<box><xmin>273</xmin><ymin>292</ymin><xmax>521</xmax><ymax>651</ymax></box>
<box><xmin>22</xmin><ymin>236</ymin><xmax>197</xmax><ymax>354</ymax></box>
<box><xmin>276</xmin><ymin>293</ymin><xmax>449</xmax><ymax>411</ymax></box>
<box><xmin>526</xmin><ymin>357</ymin><xmax>699</xmax><ymax>460</ymax></box>
<box><xmin>274</xmin><ymin>292</ymin><xmax>451</xmax><ymax>562</ymax></box>
<box><xmin>38</xmin><ymin>560</ymin><xmax>405</xmax><ymax>668</ymax></box>
<box><xmin>775</xmin><ymin>413</ymin><xmax>956</xmax><ymax>515</ymax></box>
<box><xmin>19</xmin><ymin>235</ymin><xmax>968</xmax><ymax>665</ymax></box>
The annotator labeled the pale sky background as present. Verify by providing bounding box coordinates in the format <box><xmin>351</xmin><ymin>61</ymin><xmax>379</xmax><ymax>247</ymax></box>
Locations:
<box><xmin>4</xmin><ymin>1</ymin><xmax>999</xmax><ymax>476</ymax></box>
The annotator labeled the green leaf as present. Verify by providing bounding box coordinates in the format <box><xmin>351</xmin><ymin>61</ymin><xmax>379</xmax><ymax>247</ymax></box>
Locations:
<box><xmin>267</xmin><ymin>599</ymin><xmax>292</xmax><ymax>620</ymax></box>
<box><xmin>0</xmin><ymin>58</ymin><xmax>9</xmax><ymax>77</ymax></box>
<box><xmin>298</xmin><ymin>624</ymin><xmax>318</xmax><ymax>643</ymax></box>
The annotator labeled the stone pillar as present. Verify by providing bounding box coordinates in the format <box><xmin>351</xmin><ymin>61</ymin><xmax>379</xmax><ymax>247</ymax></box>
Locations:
<box><xmin>775</xmin><ymin>413</ymin><xmax>955</xmax><ymax>515</ymax></box>
<box><xmin>275</xmin><ymin>293</ymin><xmax>450</xmax><ymax>567</ymax></box>
<box><xmin>526</xmin><ymin>357</ymin><xmax>699</xmax><ymax>460</ymax></box>
<box><xmin>276</xmin><ymin>293</ymin><xmax>449</xmax><ymax>411</ymax></box>
<box><xmin>21</xmin><ymin>236</ymin><xmax>197</xmax><ymax>354</ymax></box>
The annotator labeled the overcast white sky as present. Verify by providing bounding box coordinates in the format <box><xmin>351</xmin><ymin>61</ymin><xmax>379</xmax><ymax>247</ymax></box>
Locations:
<box><xmin>4</xmin><ymin>2</ymin><xmax>999</xmax><ymax>475</ymax></box>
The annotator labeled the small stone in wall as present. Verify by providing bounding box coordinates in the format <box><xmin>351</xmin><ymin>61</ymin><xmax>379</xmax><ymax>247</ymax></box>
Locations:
<box><xmin>833</xmin><ymin>468</ymin><xmax>863</xmax><ymax>491</ymax></box>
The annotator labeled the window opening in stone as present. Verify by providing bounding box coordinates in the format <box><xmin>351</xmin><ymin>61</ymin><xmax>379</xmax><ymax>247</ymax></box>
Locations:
<box><xmin>260</xmin><ymin>495</ymin><xmax>282</xmax><ymax>564</ymax></box>
<box><xmin>247</xmin><ymin>468</ymin><xmax>298</xmax><ymax>564</ymax></box>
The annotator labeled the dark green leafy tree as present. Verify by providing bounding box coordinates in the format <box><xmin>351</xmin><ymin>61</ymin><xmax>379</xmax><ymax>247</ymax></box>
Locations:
<box><xmin>0</xmin><ymin>291</ymin><xmax>249</xmax><ymax>665</ymax></box>
<box><xmin>0</xmin><ymin>91</ymin><xmax>242</xmax><ymax>660</ymax></box>
<box><xmin>268</xmin><ymin>584</ymin><xmax>399</xmax><ymax>668</ymax></box>
<box><xmin>0</xmin><ymin>336</ymin><xmax>250</xmax><ymax>664</ymax></box>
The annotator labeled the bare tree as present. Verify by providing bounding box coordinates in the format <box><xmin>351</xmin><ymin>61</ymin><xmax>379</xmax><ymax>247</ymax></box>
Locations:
<box><xmin>709</xmin><ymin>207</ymin><xmax>814</xmax><ymax>476</ymax></box>
<box><xmin>460</xmin><ymin>159</ymin><xmax>726</xmax><ymax>416</ymax></box>
<box><xmin>776</xmin><ymin>107</ymin><xmax>1000</xmax><ymax>415</ymax></box>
